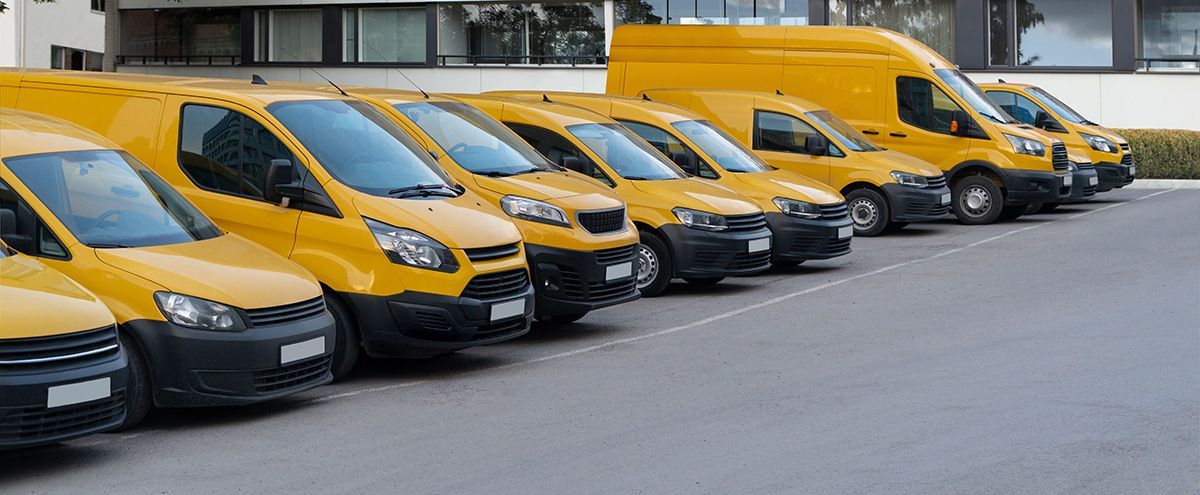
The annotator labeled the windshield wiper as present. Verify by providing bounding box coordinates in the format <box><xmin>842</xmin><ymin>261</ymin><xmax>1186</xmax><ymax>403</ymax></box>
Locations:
<box><xmin>89</xmin><ymin>242</ymin><xmax>132</xmax><ymax>249</ymax></box>
<box><xmin>480</xmin><ymin>167</ymin><xmax>539</xmax><ymax>177</ymax></box>
<box><xmin>388</xmin><ymin>183</ymin><xmax>455</xmax><ymax>197</ymax></box>
<box><xmin>623</xmin><ymin>175</ymin><xmax>653</xmax><ymax>181</ymax></box>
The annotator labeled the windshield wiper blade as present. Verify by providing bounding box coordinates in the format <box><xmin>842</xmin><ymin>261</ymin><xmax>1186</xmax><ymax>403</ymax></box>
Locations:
<box><xmin>623</xmin><ymin>176</ymin><xmax>652</xmax><ymax>181</ymax></box>
<box><xmin>89</xmin><ymin>242</ymin><xmax>132</xmax><ymax>249</ymax></box>
<box><xmin>388</xmin><ymin>183</ymin><xmax>450</xmax><ymax>195</ymax></box>
<box><xmin>394</xmin><ymin>189</ymin><xmax>457</xmax><ymax>198</ymax></box>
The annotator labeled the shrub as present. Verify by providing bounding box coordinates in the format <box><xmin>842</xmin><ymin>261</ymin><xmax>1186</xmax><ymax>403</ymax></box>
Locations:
<box><xmin>1111</xmin><ymin>128</ymin><xmax>1200</xmax><ymax>180</ymax></box>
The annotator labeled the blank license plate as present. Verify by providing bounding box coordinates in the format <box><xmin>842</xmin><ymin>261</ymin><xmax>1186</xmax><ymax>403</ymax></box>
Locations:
<box><xmin>748</xmin><ymin>237</ymin><xmax>771</xmax><ymax>253</ymax></box>
<box><xmin>1063</xmin><ymin>174</ymin><xmax>1073</xmax><ymax>187</ymax></box>
<box><xmin>838</xmin><ymin>226</ymin><xmax>853</xmax><ymax>239</ymax></box>
<box><xmin>940</xmin><ymin>193</ymin><xmax>951</xmax><ymax>205</ymax></box>
<box><xmin>1129</xmin><ymin>166</ymin><xmax>1136</xmax><ymax>175</ymax></box>
<box><xmin>47</xmin><ymin>377</ymin><xmax>110</xmax><ymax>409</ymax></box>
<box><xmin>281</xmin><ymin>336</ymin><xmax>326</xmax><ymax>365</ymax></box>
<box><xmin>605</xmin><ymin>262</ymin><xmax>633</xmax><ymax>282</ymax></box>
<box><xmin>1088</xmin><ymin>176</ymin><xmax>1098</xmax><ymax>186</ymax></box>
<box><xmin>491</xmin><ymin>299</ymin><xmax>525</xmax><ymax>322</ymax></box>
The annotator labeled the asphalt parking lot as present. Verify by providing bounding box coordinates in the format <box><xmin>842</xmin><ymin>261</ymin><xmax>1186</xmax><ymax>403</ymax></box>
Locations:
<box><xmin>3</xmin><ymin>187</ymin><xmax>1197</xmax><ymax>494</ymax></box>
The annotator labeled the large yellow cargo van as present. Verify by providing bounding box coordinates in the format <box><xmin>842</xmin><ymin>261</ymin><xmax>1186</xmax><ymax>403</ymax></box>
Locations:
<box><xmin>346</xmin><ymin>88</ymin><xmax>641</xmax><ymax>325</ymax></box>
<box><xmin>607</xmin><ymin>25</ymin><xmax>1072</xmax><ymax>224</ymax></box>
<box><xmin>1</xmin><ymin>69</ymin><xmax>533</xmax><ymax>378</ymax></box>
<box><xmin>457</xmin><ymin>94</ymin><xmax>774</xmax><ymax>296</ymax></box>
<box><xmin>0</xmin><ymin>109</ymin><xmax>334</xmax><ymax>428</ymax></box>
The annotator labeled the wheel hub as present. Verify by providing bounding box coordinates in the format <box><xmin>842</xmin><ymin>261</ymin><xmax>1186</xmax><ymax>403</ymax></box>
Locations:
<box><xmin>636</xmin><ymin>244</ymin><xmax>658</xmax><ymax>289</ymax></box>
<box><xmin>961</xmin><ymin>186</ymin><xmax>992</xmax><ymax>216</ymax></box>
<box><xmin>849</xmin><ymin>198</ymin><xmax>878</xmax><ymax>229</ymax></box>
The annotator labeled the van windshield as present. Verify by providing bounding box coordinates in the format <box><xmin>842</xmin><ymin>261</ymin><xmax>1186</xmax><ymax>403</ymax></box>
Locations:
<box><xmin>1026</xmin><ymin>87</ymin><xmax>1092</xmax><ymax>125</ymax></box>
<box><xmin>567</xmin><ymin>124</ymin><xmax>687</xmax><ymax>181</ymax></box>
<box><xmin>804</xmin><ymin>111</ymin><xmax>883</xmax><ymax>152</ymax></box>
<box><xmin>935</xmin><ymin>69</ymin><xmax>1016</xmax><ymax>125</ymax></box>
<box><xmin>267</xmin><ymin>100</ymin><xmax>457</xmax><ymax>197</ymax></box>
<box><xmin>671</xmin><ymin>120</ymin><xmax>770</xmax><ymax>173</ymax></box>
<box><xmin>395</xmin><ymin>101</ymin><xmax>557</xmax><ymax>176</ymax></box>
<box><xmin>4</xmin><ymin>150</ymin><xmax>222</xmax><ymax>248</ymax></box>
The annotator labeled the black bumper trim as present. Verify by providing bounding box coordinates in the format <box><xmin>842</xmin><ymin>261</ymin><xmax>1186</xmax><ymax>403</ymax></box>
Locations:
<box><xmin>882</xmin><ymin>183</ymin><xmax>953</xmax><ymax>222</ymax></box>
<box><xmin>659</xmin><ymin>224</ymin><xmax>774</xmax><ymax>278</ymax></box>
<box><xmin>1094</xmin><ymin>161</ymin><xmax>1136</xmax><ymax>191</ymax></box>
<box><xmin>1001</xmin><ymin>168</ymin><xmax>1071</xmax><ymax>205</ymax></box>
<box><xmin>1060</xmin><ymin>168</ymin><xmax>1099</xmax><ymax>204</ymax></box>
<box><xmin>526</xmin><ymin>243</ymin><xmax>641</xmax><ymax>318</ymax></box>
<box><xmin>0</xmin><ymin>351</ymin><xmax>128</xmax><ymax>449</ymax></box>
<box><xmin>763</xmin><ymin>212</ymin><xmax>852</xmax><ymax>262</ymax></box>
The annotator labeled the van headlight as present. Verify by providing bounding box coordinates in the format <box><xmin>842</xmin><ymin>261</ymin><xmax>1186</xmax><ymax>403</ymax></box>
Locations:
<box><xmin>366</xmin><ymin>218</ymin><xmax>459</xmax><ymax>272</ymax></box>
<box><xmin>1003</xmin><ymin>134</ymin><xmax>1046</xmax><ymax>157</ymax></box>
<box><xmin>500</xmin><ymin>195</ymin><xmax>570</xmax><ymax>227</ymax></box>
<box><xmin>1080</xmin><ymin>133</ymin><xmax>1117</xmax><ymax>153</ymax></box>
<box><xmin>154</xmin><ymin>292</ymin><xmax>245</xmax><ymax>331</ymax></box>
<box><xmin>672</xmin><ymin>207</ymin><xmax>728</xmax><ymax>231</ymax></box>
<box><xmin>772</xmin><ymin>198</ymin><xmax>822</xmax><ymax>219</ymax></box>
<box><xmin>889</xmin><ymin>171</ymin><xmax>930</xmax><ymax>188</ymax></box>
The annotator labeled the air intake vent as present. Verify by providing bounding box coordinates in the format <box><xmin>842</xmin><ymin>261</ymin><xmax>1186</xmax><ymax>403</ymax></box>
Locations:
<box><xmin>0</xmin><ymin>325</ymin><xmax>120</xmax><ymax>373</ymax></box>
<box><xmin>725</xmin><ymin>213</ymin><xmax>768</xmax><ymax>233</ymax></box>
<box><xmin>578</xmin><ymin>208</ymin><xmax>626</xmax><ymax>234</ymax></box>
<box><xmin>1051</xmin><ymin>142</ymin><xmax>1069</xmax><ymax>171</ymax></box>
<box><xmin>245</xmin><ymin>297</ymin><xmax>327</xmax><ymax>327</ymax></box>
<box><xmin>465</xmin><ymin>243</ymin><xmax>520</xmax><ymax>262</ymax></box>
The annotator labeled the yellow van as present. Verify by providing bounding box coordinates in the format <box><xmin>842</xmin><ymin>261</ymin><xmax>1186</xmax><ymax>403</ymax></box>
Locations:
<box><xmin>1</xmin><ymin>69</ymin><xmax>533</xmax><ymax>378</ymax></box>
<box><xmin>607</xmin><ymin>25</ymin><xmax>1072</xmax><ymax>224</ymax></box>
<box><xmin>490</xmin><ymin>91</ymin><xmax>852</xmax><ymax>262</ymax></box>
<box><xmin>630</xmin><ymin>89</ymin><xmax>951</xmax><ymax>236</ymax></box>
<box><xmin>0</xmin><ymin>242</ymin><xmax>128</xmax><ymax>449</ymax></box>
<box><xmin>348</xmin><ymin>88</ymin><xmax>640</xmax><ymax>323</ymax></box>
<box><xmin>457</xmin><ymin>94</ymin><xmax>773</xmax><ymax>296</ymax></box>
<box><xmin>0</xmin><ymin>109</ymin><xmax>334</xmax><ymax>428</ymax></box>
<box><xmin>980</xmin><ymin>82</ymin><xmax>1135</xmax><ymax>193</ymax></box>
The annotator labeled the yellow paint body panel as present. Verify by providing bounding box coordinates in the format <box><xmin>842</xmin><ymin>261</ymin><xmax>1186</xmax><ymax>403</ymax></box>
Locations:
<box><xmin>0</xmin><ymin>251</ymin><xmax>116</xmax><ymax>339</ymax></box>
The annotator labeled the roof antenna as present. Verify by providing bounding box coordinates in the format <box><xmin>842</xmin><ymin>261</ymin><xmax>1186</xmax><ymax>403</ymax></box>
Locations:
<box><xmin>642</xmin><ymin>94</ymin><xmax>652</xmax><ymax>101</ymax></box>
<box><xmin>542</xmin><ymin>94</ymin><xmax>553</xmax><ymax>103</ymax></box>
<box><xmin>999</xmin><ymin>78</ymin><xmax>1007</xmax><ymax>83</ymax></box>
<box><xmin>251</xmin><ymin>74</ymin><xmax>268</xmax><ymax>85</ymax></box>
<box><xmin>277</xmin><ymin>46</ymin><xmax>347</xmax><ymax>96</ymax></box>
<box><xmin>361</xmin><ymin>41</ymin><xmax>429</xmax><ymax>99</ymax></box>
<box><xmin>775</xmin><ymin>89</ymin><xmax>784</xmax><ymax>96</ymax></box>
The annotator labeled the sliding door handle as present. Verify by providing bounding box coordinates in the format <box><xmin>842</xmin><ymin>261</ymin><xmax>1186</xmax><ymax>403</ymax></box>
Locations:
<box><xmin>889</xmin><ymin>132</ymin><xmax>908</xmax><ymax>138</ymax></box>
<box><xmin>861</xmin><ymin>129</ymin><xmax>880</xmax><ymax>135</ymax></box>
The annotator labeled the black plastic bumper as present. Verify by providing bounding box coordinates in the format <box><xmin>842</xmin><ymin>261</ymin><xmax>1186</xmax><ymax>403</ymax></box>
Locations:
<box><xmin>346</xmin><ymin>283</ymin><xmax>533</xmax><ymax>358</ymax></box>
<box><xmin>1095</xmin><ymin>161</ymin><xmax>1136</xmax><ymax>191</ymax></box>
<box><xmin>526</xmin><ymin>243</ymin><xmax>641</xmax><ymax>318</ymax></box>
<box><xmin>1061</xmin><ymin>168</ymin><xmax>1099</xmax><ymax>204</ymax></box>
<box><xmin>0</xmin><ymin>353</ymin><xmax>128</xmax><ymax>449</ymax></box>
<box><xmin>764</xmin><ymin>212</ymin><xmax>852</xmax><ymax>262</ymax></box>
<box><xmin>882</xmin><ymin>183</ymin><xmax>952</xmax><ymax>222</ymax></box>
<box><xmin>1002</xmin><ymin>168</ymin><xmax>1072</xmax><ymax>205</ymax></box>
<box><xmin>125</xmin><ymin>312</ymin><xmax>335</xmax><ymax>408</ymax></box>
<box><xmin>659</xmin><ymin>224</ymin><xmax>773</xmax><ymax>278</ymax></box>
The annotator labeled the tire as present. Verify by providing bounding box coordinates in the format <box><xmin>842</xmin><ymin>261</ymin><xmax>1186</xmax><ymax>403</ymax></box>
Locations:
<box><xmin>116</xmin><ymin>332</ymin><xmax>152</xmax><ymax>431</ymax></box>
<box><xmin>326</xmin><ymin>294</ymin><xmax>361</xmax><ymax>381</ymax></box>
<box><xmin>998</xmin><ymin>205</ymin><xmax>1026</xmax><ymax>221</ymax></box>
<box><xmin>951</xmin><ymin>175</ymin><xmax>1004</xmax><ymax>225</ymax></box>
<box><xmin>536</xmin><ymin>312</ymin><xmax>588</xmax><ymax>325</ymax></box>
<box><xmin>683</xmin><ymin>277</ymin><xmax>724</xmax><ymax>287</ymax></box>
<box><xmin>636</xmin><ymin>232</ymin><xmax>673</xmax><ymax>298</ymax></box>
<box><xmin>1037</xmin><ymin>202</ymin><xmax>1060</xmax><ymax>213</ymax></box>
<box><xmin>845</xmin><ymin>188</ymin><xmax>890</xmax><ymax>237</ymax></box>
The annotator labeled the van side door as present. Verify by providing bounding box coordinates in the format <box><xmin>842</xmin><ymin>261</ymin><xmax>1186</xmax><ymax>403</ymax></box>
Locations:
<box><xmin>886</xmin><ymin>72</ymin><xmax>971</xmax><ymax>170</ymax></box>
<box><xmin>751</xmin><ymin>110</ymin><xmax>832</xmax><ymax>184</ymax></box>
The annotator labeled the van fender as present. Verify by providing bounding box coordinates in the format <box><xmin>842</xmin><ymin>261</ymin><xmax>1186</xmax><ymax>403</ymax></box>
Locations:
<box><xmin>946</xmin><ymin>160</ymin><xmax>1008</xmax><ymax>189</ymax></box>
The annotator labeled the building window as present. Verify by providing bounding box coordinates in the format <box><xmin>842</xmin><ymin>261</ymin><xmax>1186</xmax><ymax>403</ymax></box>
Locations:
<box><xmin>829</xmin><ymin>0</ymin><xmax>955</xmax><ymax>60</ymax></box>
<box><xmin>614</xmin><ymin>0</ymin><xmax>807</xmax><ymax>25</ymax></box>
<box><xmin>1140</xmin><ymin>0</ymin><xmax>1200</xmax><ymax>71</ymax></box>
<box><xmin>343</xmin><ymin>7</ymin><xmax>426</xmax><ymax>63</ymax></box>
<box><xmin>988</xmin><ymin>0</ymin><xmax>1113</xmax><ymax>67</ymax></box>
<box><xmin>255</xmin><ymin>9</ymin><xmax>323</xmax><ymax>62</ymax></box>
<box><xmin>438</xmin><ymin>2</ymin><xmax>606</xmax><ymax>65</ymax></box>
<box><xmin>51</xmin><ymin>46</ymin><xmax>103</xmax><ymax>71</ymax></box>
<box><xmin>91</xmin><ymin>0</ymin><xmax>105</xmax><ymax>13</ymax></box>
<box><xmin>120</xmin><ymin>9</ymin><xmax>241</xmax><ymax>63</ymax></box>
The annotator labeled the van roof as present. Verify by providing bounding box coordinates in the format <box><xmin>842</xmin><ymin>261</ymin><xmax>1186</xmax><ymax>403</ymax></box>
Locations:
<box><xmin>0</xmin><ymin>108</ymin><xmax>113</xmax><ymax>159</ymax></box>
<box><xmin>645</xmin><ymin>88</ymin><xmax>828</xmax><ymax>116</ymax></box>
<box><xmin>349</xmin><ymin>86</ymin><xmax>457</xmax><ymax>105</ymax></box>
<box><xmin>978</xmin><ymin>82</ymin><xmax>1039</xmax><ymax>90</ymax></box>
<box><xmin>1</xmin><ymin>68</ymin><xmax>353</xmax><ymax>106</ymax></box>
<box><xmin>454</xmin><ymin>94</ymin><xmax>615</xmax><ymax>127</ymax></box>
<box><xmin>491</xmin><ymin>91</ymin><xmax>705</xmax><ymax>126</ymax></box>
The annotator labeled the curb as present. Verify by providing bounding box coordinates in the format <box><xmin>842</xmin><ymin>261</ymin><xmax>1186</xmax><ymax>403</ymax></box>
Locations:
<box><xmin>1122</xmin><ymin>179</ymin><xmax>1200</xmax><ymax>189</ymax></box>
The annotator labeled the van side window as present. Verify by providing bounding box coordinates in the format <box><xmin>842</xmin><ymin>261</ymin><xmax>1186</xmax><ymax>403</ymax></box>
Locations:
<box><xmin>986</xmin><ymin>91</ymin><xmax>1045</xmax><ymax>127</ymax></box>
<box><xmin>506</xmin><ymin>123</ymin><xmax>616</xmax><ymax>187</ymax></box>
<box><xmin>754</xmin><ymin>111</ymin><xmax>840</xmax><ymax>157</ymax></box>
<box><xmin>896</xmin><ymin>77</ymin><xmax>963</xmax><ymax>135</ymax></box>
<box><xmin>0</xmin><ymin>181</ymin><xmax>69</xmax><ymax>259</ymax></box>
<box><xmin>619</xmin><ymin>120</ymin><xmax>718</xmax><ymax>179</ymax></box>
<box><xmin>179</xmin><ymin>104</ymin><xmax>298</xmax><ymax>200</ymax></box>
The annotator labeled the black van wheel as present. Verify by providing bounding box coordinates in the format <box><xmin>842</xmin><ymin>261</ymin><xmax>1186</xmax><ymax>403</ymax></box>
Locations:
<box><xmin>683</xmin><ymin>277</ymin><xmax>724</xmax><ymax>287</ymax></box>
<box><xmin>845</xmin><ymin>188</ymin><xmax>890</xmax><ymax>237</ymax></box>
<box><xmin>117</xmin><ymin>332</ymin><xmax>151</xmax><ymax>431</ymax></box>
<box><xmin>636</xmin><ymin>232</ymin><xmax>673</xmax><ymax>298</ymax></box>
<box><xmin>952</xmin><ymin>175</ymin><xmax>1004</xmax><ymax>225</ymax></box>
<box><xmin>537</xmin><ymin>312</ymin><xmax>588</xmax><ymax>325</ymax></box>
<box><xmin>326</xmin><ymin>294</ymin><xmax>361</xmax><ymax>381</ymax></box>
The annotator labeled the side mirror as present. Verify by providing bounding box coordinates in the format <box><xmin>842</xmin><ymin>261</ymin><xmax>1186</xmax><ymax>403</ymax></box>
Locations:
<box><xmin>264</xmin><ymin>159</ymin><xmax>297</xmax><ymax>205</ymax></box>
<box><xmin>668</xmin><ymin>151</ymin><xmax>697</xmax><ymax>175</ymax></box>
<box><xmin>804</xmin><ymin>135</ymin><xmax>829</xmax><ymax>156</ymax></box>
<box><xmin>560</xmin><ymin>156</ymin><xmax>590</xmax><ymax>176</ymax></box>
<box><xmin>1035</xmin><ymin>112</ymin><xmax>1066</xmax><ymax>133</ymax></box>
<box><xmin>0</xmin><ymin>207</ymin><xmax>33</xmax><ymax>254</ymax></box>
<box><xmin>950</xmin><ymin>110</ymin><xmax>970</xmax><ymax>137</ymax></box>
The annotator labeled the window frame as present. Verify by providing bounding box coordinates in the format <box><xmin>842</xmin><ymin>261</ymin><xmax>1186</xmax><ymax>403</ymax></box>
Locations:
<box><xmin>894</xmin><ymin>76</ymin><xmax>972</xmax><ymax>137</ymax></box>
<box><xmin>617</xmin><ymin>119</ymin><xmax>719</xmax><ymax>179</ymax></box>
<box><xmin>176</xmin><ymin>102</ymin><xmax>302</xmax><ymax>204</ymax></box>
<box><xmin>505</xmin><ymin>122</ymin><xmax>617</xmax><ymax>187</ymax></box>
<box><xmin>0</xmin><ymin>179</ymin><xmax>72</xmax><ymax>261</ymax></box>
<box><xmin>752</xmin><ymin>110</ymin><xmax>842</xmax><ymax>157</ymax></box>
<box><xmin>985</xmin><ymin>0</ymin><xmax>1118</xmax><ymax>70</ymax></box>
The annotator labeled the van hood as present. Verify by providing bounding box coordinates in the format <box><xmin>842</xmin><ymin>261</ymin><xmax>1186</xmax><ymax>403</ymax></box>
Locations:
<box><xmin>1001</xmin><ymin>122</ymin><xmax>1060</xmax><ymax>145</ymax></box>
<box><xmin>631</xmin><ymin>178</ymin><xmax>760</xmax><ymax>215</ymax></box>
<box><xmin>472</xmin><ymin>171</ymin><xmax>625</xmax><ymax>212</ymax></box>
<box><xmin>730</xmin><ymin>169</ymin><xmax>844</xmax><ymax>205</ymax></box>
<box><xmin>353</xmin><ymin>190</ymin><xmax>522</xmax><ymax>250</ymax></box>
<box><xmin>1067</xmin><ymin>150</ymin><xmax>1092</xmax><ymax>165</ymax></box>
<box><xmin>94</xmin><ymin>235</ymin><xmax>321</xmax><ymax>310</ymax></box>
<box><xmin>1</xmin><ymin>255</ymin><xmax>115</xmax><ymax>339</ymax></box>
<box><xmin>1080</xmin><ymin>124</ymin><xmax>1128</xmax><ymax>145</ymax></box>
<box><xmin>860</xmin><ymin>150</ymin><xmax>944</xmax><ymax>177</ymax></box>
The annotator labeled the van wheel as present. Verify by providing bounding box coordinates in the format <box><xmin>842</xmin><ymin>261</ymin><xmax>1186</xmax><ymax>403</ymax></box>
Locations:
<box><xmin>326</xmin><ymin>294</ymin><xmax>361</xmax><ymax>381</ymax></box>
<box><xmin>636</xmin><ymin>232</ymin><xmax>673</xmax><ymax>298</ymax></box>
<box><xmin>845</xmin><ymin>189</ymin><xmax>890</xmax><ymax>237</ymax></box>
<box><xmin>117</xmin><ymin>332</ymin><xmax>152</xmax><ymax>431</ymax></box>
<box><xmin>952</xmin><ymin>175</ymin><xmax>1004</xmax><ymax>225</ymax></box>
<box><xmin>537</xmin><ymin>312</ymin><xmax>588</xmax><ymax>325</ymax></box>
<box><xmin>683</xmin><ymin>277</ymin><xmax>724</xmax><ymax>287</ymax></box>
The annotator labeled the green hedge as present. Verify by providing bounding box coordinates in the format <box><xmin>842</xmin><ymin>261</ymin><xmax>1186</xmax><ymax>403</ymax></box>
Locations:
<box><xmin>1111</xmin><ymin>128</ymin><xmax>1200</xmax><ymax>180</ymax></box>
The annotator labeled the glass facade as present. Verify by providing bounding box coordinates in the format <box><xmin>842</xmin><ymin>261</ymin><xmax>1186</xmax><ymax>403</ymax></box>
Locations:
<box><xmin>1141</xmin><ymin>0</ymin><xmax>1200</xmax><ymax>70</ymax></box>
<box><xmin>615</xmin><ymin>0</ymin><xmax>808</xmax><ymax>25</ymax></box>
<box><xmin>439</xmin><ymin>2</ymin><xmax>606</xmax><ymax>64</ymax></box>
<box><xmin>120</xmin><ymin>9</ymin><xmax>240</xmax><ymax>59</ymax></box>
<box><xmin>989</xmin><ymin>0</ymin><xmax>1113</xmax><ymax>67</ymax></box>
<box><xmin>344</xmin><ymin>7</ymin><xmax>427</xmax><ymax>63</ymax></box>
<box><xmin>256</xmin><ymin>9</ymin><xmax>324</xmax><ymax>62</ymax></box>
<box><xmin>830</xmin><ymin>0</ymin><xmax>955</xmax><ymax>60</ymax></box>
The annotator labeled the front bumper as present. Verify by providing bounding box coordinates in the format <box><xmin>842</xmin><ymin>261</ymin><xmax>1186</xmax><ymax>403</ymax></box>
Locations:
<box><xmin>1061</xmin><ymin>168</ymin><xmax>1099</xmax><ymax>204</ymax></box>
<box><xmin>1095</xmin><ymin>161</ymin><xmax>1136</xmax><ymax>191</ymax></box>
<box><xmin>126</xmin><ymin>311</ymin><xmax>336</xmax><ymax>407</ymax></box>
<box><xmin>526</xmin><ymin>243</ymin><xmax>641</xmax><ymax>318</ymax></box>
<box><xmin>0</xmin><ymin>352</ymin><xmax>128</xmax><ymax>449</ymax></box>
<box><xmin>764</xmin><ymin>212</ymin><xmax>852</xmax><ymax>262</ymax></box>
<box><xmin>346</xmin><ymin>281</ymin><xmax>533</xmax><ymax>358</ymax></box>
<box><xmin>1002</xmin><ymin>168</ymin><xmax>1072</xmax><ymax>205</ymax></box>
<box><xmin>882</xmin><ymin>183</ymin><xmax>952</xmax><ymax>222</ymax></box>
<box><xmin>659</xmin><ymin>224</ymin><xmax>774</xmax><ymax>278</ymax></box>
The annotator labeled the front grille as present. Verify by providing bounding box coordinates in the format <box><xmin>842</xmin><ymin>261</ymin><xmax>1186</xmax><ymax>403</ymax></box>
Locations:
<box><xmin>0</xmin><ymin>391</ymin><xmax>125</xmax><ymax>444</ymax></box>
<box><xmin>925</xmin><ymin>175</ymin><xmax>947</xmax><ymax>189</ymax></box>
<box><xmin>473</xmin><ymin>318</ymin><xmax>528</xmax><ymax>338</ymax></box>
<box><xmin>414</xmin><ymin>311</ymin><xmax>453</xmax><ymax>332</ymax></box>
<box><xmin>461</xmin><ymin>269</ymin><xmax>529</xmax><ymax>300</ymax></box>
<box><xmin>903</xmin><ymin>198</ymin><xmax>952</xmax><ymax>218</ymax></box>
<box><xmin>691</xmin><ymin>249</ymin><xmax>771</xmax><ymax>271</ymax></box>
<box><xmin>0</xmin><ymin>325</ymin><xmax>120</xmax><ymax>373</ymax></box>
<box><xmin>465</xmin><ymin>243</ymin><xmax>520</xmax><ymax>262</ymax></box>
<box><xmin>578</xmin><ymin>208</ymin><xmax>626</xmax><ymax>235</ymax></box>
<box><xmin>1081</xmin><ymin>183</ymin><xmax>1097</xmax><ymax>197</ymax></box>
<box><xmin>1074</xmin><ymin>161</ymin><xmax>1094</xmax><ymax>170</ymax></box>
<box><xmin>1051</xmin><ymin>142</ymin><xmax>1069</xmax><ymax>171</ymax></box>
<box><xmin>727</xmin><ymin>250</ymin><xmax>772</xmax><ymax>270</ymax></box>
<box><xmin>1119</xmin><ymin>142</ymin><xmax>1130</xmax><ymax>152</ymax></box>
<box><xmin>819</xmin><ymin>202</ymin><xmax>850</xmax><ymax>221</ymax></box>
<box><xmin>595</xmin><ymin>244</ymin><xmax>637</xmax><ymax>264</ymax></box>
<box><xmin>245</xmin><ymin>297</ymin><xmax>326</xmax><ymax>327</ymax></box>
<box><xmin>251</xmin><ymin>355</ymin><xmax>331</xmax><ymax>394</ymax></box>
<box><xmin>789</xmin><ymin>236</ymin><xmax>852</xmax><ymax>256</ymax></box>
<box><xmin>1121</xmin><ymin>153</ymin><xmax>1134</xmax><ymax>166</ymax></box>
<box><xmin>725</xmin><ymin>213</ymin><xmax>768</xmax><ymax>233</ymax></box>
<box><xmin>561</xmin><ymin>268</ymin><xmax>638</xmax><ymax>302</ymax></box>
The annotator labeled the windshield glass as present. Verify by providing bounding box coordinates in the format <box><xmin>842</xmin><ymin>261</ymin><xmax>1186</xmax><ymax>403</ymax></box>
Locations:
<box><xmin>670</xmin><ymin>120</ymin><xmax>770</xmax><ymax>173</ymax></box>
<box><xmin>1026</xmin><ymin>87</ymin><xmax>1091</xmax><ymax>124</ymax></box>
<box><xmin>567</xmin><ymin>123</ymin><xmax>687</xmax><ymax>181</ymax></box>
<box><xmin>804</xmin><ymin>110</ymin><xmax>883</xmax><ymax>152</ymax></box>
<box><xmin>934</xmin><ymin>69</ymin><xmax>1015</xmax><ymax>124</ymax></box>
<box><xmin>395</xmin><ymin>101</ymin><xmax>556</xmax><ymax>176</ymax></box>
<box><xmin>267</xmin><ymin>100</ymin><xmax>455</xmax><ymax>197</ymax></box>
<box><xmin>4</xmin><ymin>150</ymin><xmax>222</xmax><ymax>248</ymax></box>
